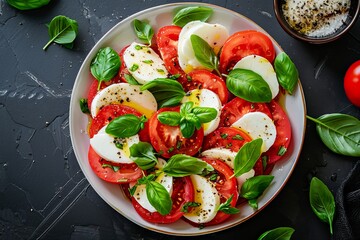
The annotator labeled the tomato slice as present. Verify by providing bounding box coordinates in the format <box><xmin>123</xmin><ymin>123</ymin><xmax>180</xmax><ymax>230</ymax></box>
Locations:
<box><xmin>149</xmin><ymin>107</ymin><xmax>204</xmax><ymax>158</ymax></box>
<box><xmin>203</xmin><ymin>127</ymin><xmax>252</xmax><ymax>152</ymax></box>
<box><xmin>131</xmin><ymin>176</ymin><xmax>194</xmax><ymax>223</ymax></box>
<box><xmin>219</xmin><ymin>97</ymin><xmax>272</xmax><ymax>127</ymax></box>
<box><xmin>219</xmin><ymin>30</ymin><xmax>275</xmax><ymax>74</ymax></box>
<box><xmin>88</xmin><ymin>146</ymin><xmax>142</xmax><ymax>183</ymax></box>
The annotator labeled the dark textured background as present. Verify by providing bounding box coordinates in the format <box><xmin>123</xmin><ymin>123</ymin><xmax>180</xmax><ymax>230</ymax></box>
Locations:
<box><xmin>0</xmin><ymin>0</ymin><xmax>359</xmax><ymax>239</ymax></box>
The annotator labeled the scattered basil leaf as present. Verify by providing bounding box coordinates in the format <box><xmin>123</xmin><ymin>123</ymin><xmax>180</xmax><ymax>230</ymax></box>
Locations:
<box><xmin>124</xmin><ymin>73</ymin><xmax>140</xmax><ymax>85</ymax></box>
<box><xmin>130</xmin><ymin>142</ymin><xmax>158</xmax><ymax>170</ymax></box>
<box><xmin>257</xmin><ymin>227</ymin><xmax>295</xmax><ymax>240</ymax></box>
<box><xmin>163</xmin><ymin>154</ymin><xmax>214</xmax><ymax>177</ymax></box>
<box><xmin>277</xmin><ymin>145</ymin><xmax>287</xmax><ymax>156</ymax></box>
<box><xmin>309</xmin><ymin>177</ymin><xmax>335</xmax><ymax>235</ymax></box>
<box><xmin>181</xmin><ymin>201</ymin><xmax>201</xmax><ymax>213</ymax></box>
<box><xmin>233</xmin><ymin>138</ymin><xmax>263</xmax><ymax>177</ymax></box>
<box><xmin>43</xmin><ymin>15</ymin><xmax>78</xmax><ymax>50</ymax></box>
<box><xmin>192</xmin><ymin>107</ymin><xmax>218</xmax><ymax>123</ymax></box>
<box><xmin>79</xmin><ymin>98</ymin><xmax>90</xmax><ymax>114</ymax></box>
<box><xmin>6</xmin><ymin>0</ymin><xmax>50</xmax><ymax>10</ymax></box>
<box><xmin>180</xmin><ymin>118</ymin><xmax>196</xmax><ymax>138</ymax></box>
<box><xmin>217</xmin><ymin>195</ymin><xmax>240</xmax><ymax>214</ymax></box>
<box><xmin>101</xmin><ymin>164</ymin><xmax>120</xmax><ymax>172</ymax></box>
<box><xmin>241</xmin><ymin>175</ymin><xmax>274</xmax><ymax>209</ymax></box>
<box><xmin>157</xmin><ymin>112</ymin><xmax>181</xmax><ymax>126</ymax></box>
<box><xmin>274</xmin><ymin>52</ymin><xmax>298</xmax><ymax>95</ymax></box>
<box><xmin>226</xmin><ymin>68</ymin><xmax>272</xmax><ymax>103</ymax></box>
<box><xmin>307</xmin><ymin>114</ymin><xmax>360</xmax><ymax>157</ymax></box>
<box><xmin>133</xmin><ymin>19</ymin><xmax>154</xmax><ymax>45</ymax></box>
<box><xmin>146</xmin><ymin>180</ymin><xmax>172</xmax><ymax>215</ymax></box>
<box><xmin>105</xmin><ymin>114</ymin><xmax>147</xmax><ymax>138</ymax></box>
<box><xmin>90</xmin><ymin>47</ymin><xmax>121</xmax><ymax>90</ymax></box>
<box><xmin>173</xmin><ymin>6</ymin><xmax>213</xmax><ymax>27</ymax></box>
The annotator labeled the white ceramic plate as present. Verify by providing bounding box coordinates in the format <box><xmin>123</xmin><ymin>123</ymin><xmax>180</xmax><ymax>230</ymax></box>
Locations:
<box><xmin>69</xmin><ymin>2</ymin><xmax>306</xmax><ymax>236</ymax></box>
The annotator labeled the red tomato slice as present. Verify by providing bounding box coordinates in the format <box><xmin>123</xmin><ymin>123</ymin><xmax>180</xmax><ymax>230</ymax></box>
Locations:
<box><xmin>219</xmin><ymin>30</ymin><xmax>275</xmax><ymax>74</ymax></box>
<box><xmin>131</xmin><ymin>176</ymin><xmax>194</xmax><ymax>223</ymax></box>
<box><xmin>88</xmin><ymin>146</ymin><xmax>142</xmax><ymax>184</ymax></box>
<box><xmin>149</xmin><ymin>107</ymin><xmax>204</xmax><ymax>158</ymax></box>
<box><xmin>185</xmin><ymin>70</ymin><xmax>229</xmax><ymax>104</ymax></box>
<box><xmin>203</xmin><ymin>127</ymin><xmax>252</xmax><ymax>152</ymax></box>
<box><xmin>219</xmin><ymin>97</ymin><xmax>272</xmax><ymax>127</ymax></box>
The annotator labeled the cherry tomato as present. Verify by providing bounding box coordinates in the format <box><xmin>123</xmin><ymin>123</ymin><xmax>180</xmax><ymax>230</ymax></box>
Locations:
<box><xmin>219</xmin><ymin>30</ymin><xmax>275</xmax><ymax>74</ymax></box>
<box><xmin>149</xmin><ymin>107</ymin><xmax>204</xmax><ymax>158</ymax></box>
<box><xmin>131</xmin><ymin>176</ymin><xmax>194</xmax><ymax>223</ymax></box>
<box><xmin>344</xmin><ymin>60</ymin><xmax>360</xmax><ymax>107</ymax></box>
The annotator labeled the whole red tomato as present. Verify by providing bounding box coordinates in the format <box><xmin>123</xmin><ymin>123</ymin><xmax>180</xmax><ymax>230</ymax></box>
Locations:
<box><xmin>344</xmin><ymin>60</ymin><xmax>360</xmax><ymax>107</ymax></box>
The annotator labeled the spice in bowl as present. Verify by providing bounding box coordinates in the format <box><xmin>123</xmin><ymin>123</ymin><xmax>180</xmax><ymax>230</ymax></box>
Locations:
<box><xmin>282</xmin><ymin>0</ymin><xmax>351</xmax><ymax>37</ymax></box>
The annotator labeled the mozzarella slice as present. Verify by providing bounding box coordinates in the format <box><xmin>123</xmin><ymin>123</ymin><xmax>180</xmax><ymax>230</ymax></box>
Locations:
<box><xmin>90</xmin><ymin>83</ymin><xmax>157</xmax><ymax>118</ymax></box>
<box><xmin>233</xmin><ymin>55</ymin><xmax>279</xmax><ymax>99</ymax></box>
<box><xmin>178</xmin><ymin>21</ymin><xmax>229</xmax><ymax>73</ymax></box>
<box><xmin>90</xmin><ymin>125</ymin><xmax>139</xmax><ymax>164</ymax></box>
<box><xmin>183</xmin><ymin>174</ymin><xmax>220</xmax><ymax>223</ymax></box>
<box><xmin>231</xmin><ymin>112</ymin><xmax>277</xmax><ymax>152</ymax></box>
<box><xmin>133</xmin><ymin>159</ymin><xmax>173</xmax><ymax>213</ymax></box>
<box><xmin>123</xmin><ymin>42</ymin><xmax>168</xmax><ymax>84</ymax></box>
<box><xmin>181</xmin><ymin>89</ymin><xmax>221</xmax><ymax>135</ymax></box>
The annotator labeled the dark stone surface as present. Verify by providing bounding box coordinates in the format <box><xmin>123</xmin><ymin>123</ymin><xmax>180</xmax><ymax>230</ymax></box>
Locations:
<box><xmin>0</xmin><ymin>0</ymin><xmax>359</xmax><ymax>239</ymax></box>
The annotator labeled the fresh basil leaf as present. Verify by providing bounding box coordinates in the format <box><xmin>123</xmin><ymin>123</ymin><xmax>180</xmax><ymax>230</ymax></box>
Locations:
<box><xmin>248</xmin><ymin>198</ymin><xmax>258</xmax><ymax>210</ymax></box>
<box><xmin>180</xmin><ymin>101</ymin><xmax>194</xmax><ymax>116</ymax></box>
<box><xmin>274</xmin><ymin>52</ymin><xmax>298</xmax><ymax>95</ymax></box>
<box><xmin>257</xmin><ymin>227</ymin><xmax>295</xmax><ymax>240</ymax></box>
<box><xmin>226</xmin><ymin>68</ymin><xmax>272</xmax><ymax>103</ymax></box>
<box><xmin>133</xmin><ymin>19</ymin><xmax>154</xmax><ymax>45</ymax></box>
<box><xmin>192</xmin><ymin>107</ymin><xmax>217</xmax><ymax>123</ymax></box>
<box><xmin>307</xmin><ymin>114</ymin><xmax>360</xmax><ymax>157</ymax></box>
<box><xmin>7</xmin><ymin>0</ymin><xmax>50</xmax><ymax>10</ymax></box>
<box><xmin>163</xmin><ymin>154</ymin><xmax>214</xmax><ymax>177</ymax></box>
<box><xmin>234</xmin><ymin>138</ymin><xmax>263</xmax><ymax>177</ymax></box>
<box><xmin>157</xmin><ymin>111</ymin><xmax>181</xmax><ymax>126</ymax></box>
<box><xmin>130</xmin><ymin>142</ymin><xmax>158</xmax><ymax>170</ymax></box>
<box><xmin>90</xmin><ymin>47</ymin><xmax>121</xmax><ymax>90</ymax></box>
<box><xmin>180</xmin><ymin>119</ymin><xmax>196</xmax><ymax>138</ymax></box>
<box><xmin>105</xmin><ymin>114</ymin><xmax>147</xmax><ymax>138</ymax></box>
<box><xmin>173</xmin><ymin>6</ymin><xmax>213</xmax><ymax>27</ymax></box>
<box><xmin>241</xmin><ymin>175</ymin><xmax>274</xmax><ymax>208</ymax></box>
<box><xmin>181</xmin><ymin>201</ymin><xmax>201</xmax><ymax>213</ymax></box>
<box><xmin>79</xmin><ymin>98</ymin><xmax>90</xmax><ymax>114</ymax></box>
<box><xmin>141</xmin><ymin>78</ymin><xmax>186</xmax><ymax>108</ymax></box>
<box><xmin>124</xmin><ymin>73</ymin><xmax>140</xmax><ymax>85</ymax></box>
<box><xmin>217</xmin><ymin>195</ymin><xmax>240</xmax><ymax>214</ymax></box>
<box><xmin>190</xmin><ymin>34</ymin><xmax>220</xmax><ymax>75</ymax></box>
<box><xmin>310</xmin><ymin>177</ymin><xmax>335</xmax><ymax>235</ymax></box>
<box><xmin>101</xmin><ymin>164</ymin><xmax>120</xmax><ymax>172</ymax></box>
<box><xmin>146</xmin><ymin>181</ymin><xmax>172</xmax><ymax>215</ymax></box>
<box><xmin>43</xmin><ymin>15</ymin><xmax>78</xmax><ymax>50</ymax></box>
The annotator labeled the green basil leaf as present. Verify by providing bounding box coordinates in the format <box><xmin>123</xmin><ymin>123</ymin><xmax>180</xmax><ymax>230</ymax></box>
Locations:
<box><xmin>234</xmin><ymin>138</ymin><xmax>263</xmax><ymax>177</ymax></box>
<box><xmin>217</xmin><ymin>195</ymin><xmax>240</xmax><ymax>214</ymax></box>
<box><xmin>101</xmin><ymin>163</ymin><xmax>120</xmax><ymax>172</ymax></box>
<box><xmin>163</xmin><ymin>154</ymin><xmax>214</xmax><ymax>177</ymax></box>
<box><xmin>241</xmin><ymin>175</ymin><xmax>274</xmax><ymax>201</ymax></box>
<box><xmin>307</xmin><ymin>114</ymin><xmax>360</xmax><ymax>157</ymax></box>
<box><xmin>274</xmin><ymin>52</ymin><xmax>299</xmax><ymax>95</ymax></box>
<box><xmin>226</xmin><ymin>68</ymin><xmax>272</xmax><ymax>103</ymax></box>
<box><xmin>157</xmin><ymin>111</ymin><xmax>181</xmax><ymax>126</ymax></box>
<box><xmin>309</xmin><ymin>177</ymin><xmax>335</xmax><ymax>235</ymax></box>
<box><xmin>43</xmin><ymin>15</ymin><xmax>78</xmax><ymax>50</ymax></box>
<box><xmin>79</xmin><ymin>98</ymin><xmax>90</xmax><ymax>114</ymax></box>
<box><xmin>190</xmin><ymin>34</ymin><xmax>220</xmax><ymax>75</ymax></box>
<box><xmin>192</xmin><ymin>107</ymin><xmax>217</xmax><ymax>123</ymax></box>
<box><xmin>124</xmin><ymin>73</ymin><xmax>140</xmax><ymax>85</ymax></box>
<box><xmin>173</xmin><ymin>6</ymin><xmax>213</xmax><ymax>27</ymax></box>
<box><xmin>146</xmin><ymin>181</ymin><xmax>172</xmax><ymax>215</ymax></box>
<box><xmin>105</xmin><ymin>114</ymin><xmax>146</xmax><ymax>138</ymax></box>
<box><xmin>130</xmin><ymin>142</ymin><xmax>158</xmax><ymax>170</ymax></box>
<box><xmin>181</xmin><ymin>201</ymin><xmax>201</xmax><ymax>213</ymax></box>
<box><xmin>133</xmin><ymin>19</ymin><xmax>154</xmax><ymax>45</ymax></box>
<box><xmin>7</xmin><ymin>0</ymin><xmax>50</xmax><ymax>10</ymax></box>
<box><xmin>180</xmin><ymin>119</ymin><xmax>195</xmax><ymax>138</ymax></box>
<box><xmin>257</xmin><ymin>227</ymin><xmax>295</xmax><ymax>240</ymax></box>
<box><xmin>180</xmin><ymin>101</ymin><xmax>194</xmax><ymax>116</ymax></box>
<box><xmin>185</xmin><ymin>113</ymin><xmax>201</xmax><ymax>130</ymax></box>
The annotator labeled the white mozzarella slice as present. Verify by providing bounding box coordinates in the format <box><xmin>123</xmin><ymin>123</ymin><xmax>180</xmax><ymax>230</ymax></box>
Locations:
<box><xmin>178</xmin><ymin>21</ymin><xmax>229</xmax><ymax>73</ymax></box>
<box><xmin>90</xmin><ymin>83</ymin><xmax>157</xmax><ymax>118</ymax></box>
<box><xmin>181</xmin><ymin>89</ymin><xmax>221</xmax><ymax>135</ymax></box>
<box><xmin>123</xmin><ymin>42</ymin><xmax>168</xmax><ymax>84</ymax></box>
<box><xmin>90</xmin><ymin>125</ymin><xmax>139</xmax><ymax>164</ymax></box>
<box><xmin>183</xmin><ymin>174</ymin><xmax>220</xmax><ymax>224</ymax></box>
<box><xmin>231</xmin><ymin>112</ymin><xmax>277</xmax><ymax>152</ymax></box>
<box><xmin>233</xmin><ymin>55</ymin><xmax>279</xmax><ymax>99</ymax></box>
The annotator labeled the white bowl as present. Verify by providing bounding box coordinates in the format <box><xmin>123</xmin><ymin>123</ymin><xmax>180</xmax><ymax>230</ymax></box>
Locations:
<box><xmin>69</xmin><ymin>2</ymin><xmax>306</xmax><ymax>236</ymax></box>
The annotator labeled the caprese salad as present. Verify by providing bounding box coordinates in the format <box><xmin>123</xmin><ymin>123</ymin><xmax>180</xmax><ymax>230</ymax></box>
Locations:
<box><xmin>79</xmin><ymin>6</ymin><xmax>298</xmax><ymax>227</ymax></box>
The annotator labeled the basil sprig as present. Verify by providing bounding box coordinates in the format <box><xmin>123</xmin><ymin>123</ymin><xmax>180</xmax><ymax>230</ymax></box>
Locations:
<box><xmin>79</xmin><ymin>98</ymin><xmax>90</xmax><ymax>114</ymax></box>
<box><xmin>240</xmin><ymin>175</ymin><xmax>274</xmax><ymax>210</ymax></box>
<box><xmin>217</xmin><ymin>195</ymin><xmax>240</xmax><ymax>214</ymax></box>
<box><xmin>133</xmin><ymin>19</ymin><xmax>154</xmax><ymax>45</ymax></box>
<box><xmin>233</xmin><ymin>138</ymin><xmax>263</xmax><ymax>177</ymax></box>
<box><xmin>307</xmin><ymin>113</ymin><xmax>360</xmax><ymax>157</ymax></box>
<box><xmin>90</xmin><ymin>47</ymin><xmax>121</xmax><ymax>90</ymax></box>
<box><xmin>226</xmin><ymin>68</ymin><xmax>272</xmax><ymax>103</ymax></box>
<box><xmin>6</xmin><ymin>0</ymin><xmax>50</xmax><ymax>10</ymax></box>
<box><xmin>173</xmin><ymin>6</ymin><xmax>213</xmax><ymax>27</ymax></box>
<box><xmin>257</xmin><ymin>227</ymin><xmax>295</xmax><ymax>240</ymax></box>
<box><xmin>43</xmin><ymin>15</ymin><xmax>78</xmax><ymax>50</ymax></box>
<box><xmin>105</xmin><ymin>114</ymin><xmax>147</xmax><ymax>138</ymax></box>
<box><xmin>274</xmin><ymin>52</ymin><xmax>299</xmax><ymax>95</ymax></box>
<box><xmin>158</xmin><ymin>101</ymin><xmax>217</xmax><ymax>138</ymax></box>
<box><xmin>309</xmin><ymin>177</ymin><xmax>335</xmax><ymax>235</ymax></box>
<box><xmin>140</xmin><ymin>78</ymin><xmax>186</xmax><ymax>108</ymax></box>
<box><xmin>190</xmin><ymin>34</ymin><xmax>220</xmax><ymax>76</ymax></box>
<box><xmin>130</xmin><ymin>142</ymin><xmax>158</xmax><ymax>170</ymax></box>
